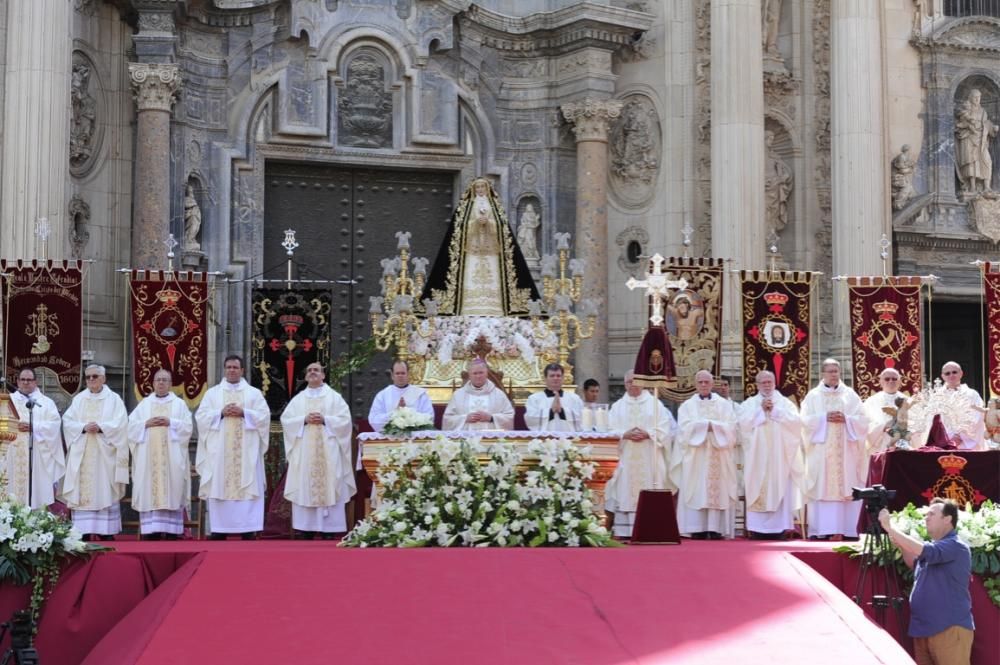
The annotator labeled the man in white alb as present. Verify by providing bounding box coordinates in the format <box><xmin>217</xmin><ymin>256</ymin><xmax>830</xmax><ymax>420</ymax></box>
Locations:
<box><xmin>3</xmin><ymin>368</ymin><xmax>64</xmax><ymax>509</ymax></box>
<box><xmin>281</xmin><ymin>362</ymin><xmax>355</xmax><ymax>539</ymax></box>
<box><xmin>525</xmin><ymin>363</ymin><xmax>583</xmax><ymax>432</ymax></box>
<box><xmin>442</xmin><ymin>359</ymin><xmax>514</xmax><ymax>431</ymax></box>
<box><xmin>862</xmin><ymin>368</ymin><xmax>907</xmax><ymax>459</ymax></box>
<box><xmin>368</xmin><ymin>360</ymin><xmax>435</xmax><ymax>432</ymax></box>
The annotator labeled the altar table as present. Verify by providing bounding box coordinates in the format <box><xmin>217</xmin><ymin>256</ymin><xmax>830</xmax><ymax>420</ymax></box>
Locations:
<box><xmin>865</xmin><ymin>449</ymin><xmax>1000</xmax><ymax>512</ymax></box>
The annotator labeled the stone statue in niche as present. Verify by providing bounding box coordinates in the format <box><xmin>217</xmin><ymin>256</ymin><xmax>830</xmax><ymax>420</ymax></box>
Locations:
<box><xmin>762</xmin><ymin>0</ymin><xmax>782</xmax><ymax>55</ymax></box>
<box><xmin>338</xmin><ymin>54</ymin><xmax>393</xmax><ymax>148</ymax></box>
<box><xmin>70</xmin><ymin>60</ymin><xmax>97</xmax><ymax>170</ymax></box>
<box><xmin>891</xmin><ymin>145</ymin><xmax>916</xmax><ymax>211</ymax></box>
<box><xmin>184</xmin><ymin>184</ymin><xmax>202</xmax><ymax>251</ymax></box>
<box><xmin>517</xmin><ymin>203</ymin><xmax>541</xmax><ymax>261</ymax></box>
<box><xmin>611</xmin><ymin>101</ymin><xmax>658</xmax><ymax>186</ymax></box>
<box><xmin>764</xmin><ymin>130</ymin><xmax>793</xmax><ymax>232</ymax></box>
<box><xmin>955</xmin><ymin>89</ymin><xmax>998</xmax><ymax>196</ymax></box>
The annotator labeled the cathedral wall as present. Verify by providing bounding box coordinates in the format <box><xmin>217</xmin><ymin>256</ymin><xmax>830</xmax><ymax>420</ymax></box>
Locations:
<box><xmin>883</xmin><ymin>0</ymin><xmax>926</xmax><ymax>178</ymax></box>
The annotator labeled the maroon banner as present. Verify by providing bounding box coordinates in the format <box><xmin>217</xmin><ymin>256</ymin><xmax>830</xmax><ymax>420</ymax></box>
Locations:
<box><xmin>740</xmin><ymin>271</ymin><xmax>813</xmax><ymax>404</ymax></box>
<box><xmin>866</xmin><ymin>450</ymin><xmax>998</xmax><ymax>513</ymax></box>
<box><xmin>847</xmin><ymin>276</ymin><xmax>923</xmax><ymax>399</ymax></box>
<box><xmin>129</xmin><ymin>271</ymin><xmax>210</xmax><ymax>406</ymax></box>
<box><xmin>653</xmin><ymin>257</ymin><xmax>724</xmax><ymax>401</ymax></box>
<box><xmin>1</xmin><ymin>260</ymin><xmax>83</xmax><ymax>394</ymax></box>
<box><xmin>982</xmin><ymin>262</ymin><xmax>1000</xmax><ymax>397</ymax></box>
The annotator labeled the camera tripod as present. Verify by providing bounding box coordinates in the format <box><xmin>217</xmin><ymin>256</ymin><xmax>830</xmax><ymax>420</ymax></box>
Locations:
<box><xmin>853</xmin><ymin>505</ymin><xmax>905</xmax><ymax>629</ymax></box>
<box><xmin>0</xmin><ymin>611</ymin><xmax>39</xmax><ymax>665</ymax></box>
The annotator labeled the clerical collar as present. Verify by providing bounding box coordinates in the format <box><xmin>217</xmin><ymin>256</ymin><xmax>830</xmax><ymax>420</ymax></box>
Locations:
<box><xmin>394</xmin><ymin>384</ymin><xmax>409</xmax><ymax>390</ymax></box>
<box><xmin>699</xmin><ymin>394</ymin><xmax>712</xmax><ymax>400</ymax></box>
<box><xmin>544</xmin><ymin>389</ymin><xmax>563</xmax><ymax>397</ymax></box>
<box><xmin>823</xmin><ymin>383</ymin><xmax>839</xmax><ymax>390</ymax></box>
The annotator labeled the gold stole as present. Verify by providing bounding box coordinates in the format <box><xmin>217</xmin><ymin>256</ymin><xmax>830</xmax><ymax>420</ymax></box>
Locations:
<box><xmin>699</xmin><ymin>400</ymin><xmax>725</xmax><ymax>510</ymax></box>
<box><xmin>222</xmin><ymin>390</ymin><xmax>246</xmax><ymax>500</ymax></box>
<box><xmin>147</xmin><ymin>402</ymin><xmax>171</xmax><ymax>508</ymax></box>
<box><xmin>822</xmin><ymin>392</ymin><xmax>846</xmax><ymax>499</ymax></box>
<box><xmin>626</xmin><ymin>400</ymin><xmax>647</xmax><ymax>502</ymax></box>
<box><xmin>305</xmin><ymin>396</ymin><xmax>330</xmax><ymax>506</ymax></box>
<box><xmin>78</xmin><ymin>399</ymin><xmax>103</xmax><ymax>508</ymax></box>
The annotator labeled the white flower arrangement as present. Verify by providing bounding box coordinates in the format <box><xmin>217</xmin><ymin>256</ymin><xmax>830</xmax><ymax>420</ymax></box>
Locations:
<box><xmin>340</xmin><ymin>436</ymin><xmax>616</xmax><ymax>548</ymax></box>
<box><xmin>407</xmin><ymin>316</ymin><xmax>558</xmax><ymax>364</ymax></box>
<box><xmin>382</xmin><ymin>407</ymin><xmax>435</xmax><ymax>437</ymax></box>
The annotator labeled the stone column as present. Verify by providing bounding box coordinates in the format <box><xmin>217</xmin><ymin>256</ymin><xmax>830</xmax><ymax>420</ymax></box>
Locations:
<box><xmin>561</xmin><ymin>98</ymin><xmax>622</xmax><ymax>399</ymax></box>
<box><xmin>129</xmin><ymin>63</ymin><xmax>180</xmax><ymax>270</ymax></box>
<box><xmin>711</xmin><ymin>0</ymin><xmax>765</xmax><ymax>373</ymax></box>
<box><xmin>0</xmin><ymin>0</ymin><xmax>72</xmax><ymax>259</ymax></box>
<box><xmin>831</xmin><ymin>1</ymin><xmax>887</xmax><ymax>351</ymax></box>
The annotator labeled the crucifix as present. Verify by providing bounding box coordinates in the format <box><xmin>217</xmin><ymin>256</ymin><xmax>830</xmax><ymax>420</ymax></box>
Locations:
<box><xmin>164</xmin><ymin>232</ymin><xmax>179</xmax><ymax>272</ymax></box>
<box><xmin>35</xmin><ymin>217</ymin><xmax>51</xmax><ymax>261</ymax></box>
<box><xmin>282</xmin><ymin>228</ymin><xmax>299</xmax><ymax>289</ymax></box>
<box><xmin>626</xmin><ymin>253</ymin><xmax>688</xmax><ymax>326</ymax></box>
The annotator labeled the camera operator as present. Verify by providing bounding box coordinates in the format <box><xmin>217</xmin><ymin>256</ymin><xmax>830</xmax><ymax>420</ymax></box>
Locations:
<box><xmin>877</xmin><ymin>498</ymin><xmax>974</xmax><ymax>665</ymax></box>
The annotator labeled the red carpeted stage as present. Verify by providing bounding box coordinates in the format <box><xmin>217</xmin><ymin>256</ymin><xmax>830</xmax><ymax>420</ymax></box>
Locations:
<box><xmin>11</xmin><ymin>540</ymin><xmax>996</xmax><ymax>665</ymax></box>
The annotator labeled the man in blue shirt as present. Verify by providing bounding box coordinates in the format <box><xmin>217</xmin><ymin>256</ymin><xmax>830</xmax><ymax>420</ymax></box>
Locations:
<box><xmin>878</xmin><ymin>498</ymin><xmax>974</xmax><ymax>665</ymax></box>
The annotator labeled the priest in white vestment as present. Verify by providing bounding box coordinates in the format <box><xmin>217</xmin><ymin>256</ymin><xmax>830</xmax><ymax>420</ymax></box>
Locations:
<box><xmin>3</xmin><ymin>368</ymin><xmax>65</xmax><ymax>509</ymax></box>
<box><xmin>368</xmin><ymin>360</ymin><xmax>434</xmax><ymax>433</ymax></box>
<box><xmin>281</xmin><ymin>362</ymin><xmax>356</xmax><ymax>539</ymax></box>
<box><xmin>128</xmin><ymin>369</ymin><xmax>193</xmax><ymax>539</ymax></box>
<box><xmin>604</xmin><ymin>371</ymin><xmax>676</xmax><ymax>538</ymax></box>
<box><xmin>525</xmin><ymin>363</ymin><xmax>583</xmax><ymax>432</ymax></box>
<box><xmin>799</xmin><ymin>358</ymin><xmax>868</xmax><ymax>539</ymax></box>
<box><xmin>739</xmin><ymin>370</ymin><xmax>804</xmax><ymax>539</ymax></box>
<box><xmin>195</xmin><ymin>355</ymin><xmax>271</xmax><ymax>539</ymax></box>
<box><xmin>442</xmin><ymin>359</ymin><xmax>514</xmax><ymax>431</ymax></box>
<box><xmin>923</xmin><ymin>362</ymin><xmax>985</xmax><ymax>450</ymax></box>
<box><xmin>61</xmin><ymin>365</ymin><xmax>130</xmax><ymax>539</ymax></box>
<box><xmin>672</xmin><ymin>370</ymin><xmax>740</xmax><ymax>539</ymax></box>
<box><xmin>862</xmin><ymin>368</ymin><xmax>907</xmax><ymax>460</ymax></box>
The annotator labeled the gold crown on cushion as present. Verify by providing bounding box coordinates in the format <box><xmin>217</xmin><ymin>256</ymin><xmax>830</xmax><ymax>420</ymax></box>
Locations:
<box><xmin>873</xmin><ymin>300</ymin><xmax>899</xmax><ymax>316</ymax></box>
<box><xmin>156</xmin><ymin>288</ymin><xmax>181</xmax><ymax>304</ymax></box>
<box><xmin>763</xmin><ymin>292</ymin><xmax>789</xmax><ymax>307</ymax></box>
<box><xmin>937</xmin><ymin>454</ymin><xmax>968</xmax><ymax>472</ymax></box>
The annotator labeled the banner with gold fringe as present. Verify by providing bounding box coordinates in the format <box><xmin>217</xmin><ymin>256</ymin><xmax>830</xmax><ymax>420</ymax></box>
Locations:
<box><xmin>740</xmin><ymin>270</ymin><xmax>813</xmax><ymax>404</ymax></box>
<box><xmin>1</xmin><ymin>260</ymin><xmax>84</xmax><ymax>395</ymax></box>
<box><xmin>128</xmin><ymin>271</ymin><xmax>210</xmax><ymax>406</ymax></box>
<box><xmin>652</xmin><ymin>257</ymin><xmax>724</xmax><ymax>401</ymax></box>
<box><xmin>847</xmin><ymin>276</ymin><xmax>924</xmax><ymax>400</ymax></box>
<box><xmin>981</xmin><ymin>262</ymin><xmax>1000</xmax><ymax>398</ymax></box>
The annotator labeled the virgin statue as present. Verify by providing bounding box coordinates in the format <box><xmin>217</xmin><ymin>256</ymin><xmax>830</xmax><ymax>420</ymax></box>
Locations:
<box><xmin>422</xmin><ymin>177</ymin><xmax>540</xmax><ymax>316</ymax></box>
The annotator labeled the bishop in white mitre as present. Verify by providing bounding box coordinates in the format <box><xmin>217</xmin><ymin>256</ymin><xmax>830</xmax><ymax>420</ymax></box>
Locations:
<box><xmin>368</xmin><ymin>360</ymin><xmax>435</xmax><ymax>433</ymax></box>
<box><xmin>3</xmin><ymin>368</ymin><xmax>64</xmax><ymax>509</ymax></box>
<box><xmin>738</xmin><ymin>370</ymin><xmax>804</xmax><ymax>539</ymax></box>
<box><xmin>671</xmin><ymin>370</ymin><xmax>740</xmax><ymax>539</ymax></box>
<box><xmin>61</xmin><ymin>365</ymin><xmax>130</xmax><ymax>538</ymax></box>
<box><xmin>799</xmin><ymin>359</ymin><xmax>868</xmax><ymax>538</ymax></box>
<box><xmin>525</xmin><ymin>363</ymin><xmax>583</xmax><ymax>432</ymax></box>
<box><xmin>862</xmin><ymin>368</ymin><xmax>906</xmax><ymax>462</ymax></box>
<box><xmin>195</xmin><ymin>355</ymin><xmax>271</xmax><ymax>539</ymax></box>
<box><xmin>442</xmin><ymin>359</ymin><xmax>514</xmax><ymax>431</ymax></box>
<box><xmin>128</xmin><ymin>369</ymin><xmax>193</xmax><ymax>539</ymax></box>
<box><xmin>281</xmin><ymin>362</ymin><xmax>356</xmax><ymax>538</ymax></box>
<box><xmin>603</xmin><ymin>370</ymin><xmax>676</xmax><ymax>538</ymax></box>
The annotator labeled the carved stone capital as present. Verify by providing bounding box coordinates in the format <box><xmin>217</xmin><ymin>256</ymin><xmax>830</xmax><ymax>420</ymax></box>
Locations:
<box><xmin>129</xmin><ymin>63</ymin><xmax>181</xmax><ymax>112</ymax></box>
<box><xmin>561</xmin><ymin>99</ymin><xmax>624</xmax><ymax>142</ymax></box>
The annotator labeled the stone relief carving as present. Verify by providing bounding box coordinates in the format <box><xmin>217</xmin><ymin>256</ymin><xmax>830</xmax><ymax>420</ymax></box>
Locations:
<box><xmin>970</xmin><ymin>193</ymin><xmax>1000</xmax><ymax>244</ymax></box>
<box><xmin>609</xmin><ymin>95</ymin><xmax>660</xmax><ymax>208</ymax></box>
<box><xmin>694</xmin><ymin>0</ymin><xmax>713</xmax><ymax>254</ymax></box>
<box><xmin>184</xmin><ymin>183</ymin><xmax>203</xmax><ymax>251</ymax></box>
<box><xmin>615</xmin><ymin>226</ymin><xmax>650</xmax><ymax>277</ymax></box>
<box><xmin>764</xmin><ymin>130</ymin><xmax>793</xmax><ymax>232</ymax></box>
<box><xmin>762</xmin><ymin>0</ymin><xmax>782</xmax><ymax>56</ymax></box>
<box><xmin>129</xmin><ymin>63</ymin><xmax>181</xmax><ymax>113</ymax></box>
<box><xmin>68</xmin><ymin>196</ymin><xmax>90</xmax><ymax>259</ymax></box>
<box><xmin>516</xmin><ymin>201</ymin><xmax>541</xmax><ymax>261</ymax></box>
<box><xmin>619</xmin><ymin>31</ymin><xmax>656</xmax><ymax>63</ymax></box>
<box><xmin>337</xmin><ymin>53</ymin><xmax>393</xmax><ymax>148</ymax></box>
<box><xmin>70</xmin><ymin>53</ymin><xmax>100</xmax><ymax>175</ymax></box>
<box><xmin>520</xmin><ymin>163</ymin><xmax>538</xmax><ymax>187</ymax></box>
<box><xmin>74</xmin><ymin>0</ymin><xmax>97</xmax><ymax>16</ymax></box>
<box><xmin>955</xmin><ymin>89</ymin><xmax>997</xmax><ymax>197</ymax></box>
<box><xmin>813</xmin><ymin>0</ymin><xmax>834</xmax><ymax>337</ymax></box>
<box><xmin>891</xmin><ymin>145</ymin><xmax>917</xmax><ymax>211</ymax></box>
<box><xmin>138</xmin><ymin>12</ymin><xmax>175</xmax><ymax>35</ymax></box>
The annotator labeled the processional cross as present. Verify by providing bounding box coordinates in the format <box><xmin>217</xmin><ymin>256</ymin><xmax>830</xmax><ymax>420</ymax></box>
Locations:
<box><xmin>626</xmin><ymin>253</ymin><xmax>688</xmax><ymax>326</ymax></box>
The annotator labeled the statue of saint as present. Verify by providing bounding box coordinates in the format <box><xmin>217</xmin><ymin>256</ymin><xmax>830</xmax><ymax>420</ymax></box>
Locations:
<box><xmin>762</xmin><ymin>0</ymin><xmax>782</xmax><ymax>55</ymax></box>
<box><xmin>184</xmin><ymin>184</ymin><xmax>202</xmax><ymax>251</ymax></box>
<box><xmin>891</xmin><ymin>145</ymin><xmax>916</xmax><ymax>211</ymax></box>
<box><xmin>517</xmin><ymin>203</ymin><xmax>541</xmax><ymax>261</ymax></box>
<box><xmin>422</xmin><ymin>177</ymin><xmax>540</xmax><ymax>316</ymax></box>
<box><xmin>955</xmin><ymin>89</ymin><xmax>997</xmax><ymax>196</ymax></box>
<box><xmin>764</xmin><ymin>130</ymin><xmax>793</xmax><ymax>232</ymax></box>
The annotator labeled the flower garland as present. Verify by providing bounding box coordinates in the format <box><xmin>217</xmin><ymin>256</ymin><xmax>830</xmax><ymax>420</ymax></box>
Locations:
<box><xmin>382</xmin><ymin>407</ymin><xmax>435</xmax><ymax>437</ymax></box>
<box><xmin>407</xmin><ymin>316</ymin><xmax>557</xmax><ymax>364</ymax></box>
<box><xmin>340</xmin><ymin>436</ymin><xmax>617</xmax><ymax>547</ymax></box>
<box><xmin>835</xmin><ymin>501</ymin><xmax>1000</xmax><ymax>608</ymax></box>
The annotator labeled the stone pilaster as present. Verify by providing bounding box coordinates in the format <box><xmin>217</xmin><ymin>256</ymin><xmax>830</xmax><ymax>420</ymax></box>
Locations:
<box><xmin>561</xmin><ymin>98</ymin><xmax>623</xmax><ymax>400</ymax></box>
<box><xmin>129</xmin><ymin>62</ymin><xmax>180</xmax><ymax>270</ymax></box>
<box><xmin>0</xmin><ymin>0</ymin><xmax>72</xmax><ymax>259</ymax></box>
<box><xmin>711</xmin><ymin>0</ymin><xmax>765</xmax><ymax>374</ymax></box>
<box><xmin>831</xmin><ymin>0</ymin><xmax>887</xmax><ymax>353</ymax></box>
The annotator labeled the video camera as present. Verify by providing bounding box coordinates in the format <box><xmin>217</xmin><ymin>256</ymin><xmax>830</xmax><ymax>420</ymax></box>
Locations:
<box><xmin>851</xmin><ymin>484</ymin><xmax>897</xmax><ymax>512</ymax></box>
<box><xmin>1</xmin><ymin>610</ymin><xmax>39</xmax><ymax>665</ymax></box>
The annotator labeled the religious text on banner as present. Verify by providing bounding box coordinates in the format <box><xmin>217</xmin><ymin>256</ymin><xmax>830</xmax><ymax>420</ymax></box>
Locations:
<box><xmin>847</xmin><ymin>276</ymin><xmax>923</xmax><ymax>399</ymax></box>
<box><xmin>652</xmin><ymin>257</ymin><xmax>724</xmax><ymax>401</ymax></box>
<box><xmin>1</xmin><ymin>260</ymin><xmax>83</xmax><ymax>394</ymax></box>
<box><xmin>129</xmin><ymin>271</ymin><xmax>210</xmax><ymax>406</ymax></box>
<box><xmin>250</xmin><ymin>288</ymin><xmax>333</xmax><ymax>416</ymax></box>
<box><xmin>982</xmin><ymin>262</ymin><xmax>1000</xmax><ymax>398</ymax></box>
<box><xmin>740</xmin><ymin>271</ymin><xmax>813</xmax><ymax>404</ymax></box>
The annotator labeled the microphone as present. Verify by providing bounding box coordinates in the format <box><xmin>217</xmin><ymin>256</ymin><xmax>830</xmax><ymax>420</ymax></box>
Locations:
<box><xmin>25</xmin><ymin>398</ymin><xmax>36</xmax><ymax>409</ymax></box>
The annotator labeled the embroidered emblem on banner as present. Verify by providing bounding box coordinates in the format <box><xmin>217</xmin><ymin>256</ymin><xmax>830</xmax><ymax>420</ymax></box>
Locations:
<box><xmin>854</xmin><ymin>300</ymin><xmax>918</xmax><ymax>369</ymax></box>
<box><xmin>746</xmin><ymin>292</ymin><xmax>807</xmax><ymax>387</ymax></box>
<box><xmin>921</xmin><ymin>454</ymin><xmax>987</xmax><ymax>506</ymax></box>
<box><xmin>138</xmin><ymin>287</ymin><xmax>200</xmax><ymax>369</ymax></box>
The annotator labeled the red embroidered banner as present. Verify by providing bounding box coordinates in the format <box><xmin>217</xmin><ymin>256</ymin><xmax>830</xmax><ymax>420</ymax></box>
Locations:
<box><xmin>129</xmin><ymin>271</ymin><xmax>210</xmax><ymax>406</ymax></box>
<box><xmin>651</xmin><ymin>257</ymin><xmax>724</xmax><ymax>401</ymax></box>
<box><xmin>1</xmin><ymin>260</ymin><xmax>83</xmax><ymax>394</ymax></box>
<box><xmin>740</xmin><ymin>271</ymin><xmax>813</xmax><ymax>404</ymax></box>
<box><xmin>847</xmin><ymin>276</ymin><xmax>924</xmax><ymax>399</ymax></box>
<box><xmin>982</xmin><ymin>263</ymin><xmax>1000</xmax><ymax>397</ymax></box>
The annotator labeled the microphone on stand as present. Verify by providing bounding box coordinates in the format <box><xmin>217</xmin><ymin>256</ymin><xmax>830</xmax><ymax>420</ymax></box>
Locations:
<box><xmin>24</xmin><ymin>398</ymin><xmax>36</xmax><ymax>410</ymax></box>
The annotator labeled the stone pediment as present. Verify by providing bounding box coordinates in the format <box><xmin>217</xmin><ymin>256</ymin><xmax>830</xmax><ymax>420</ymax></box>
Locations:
<box><xmin>917</xmin><ymin>17</ymin><xmax>1000</xmax><ymax>53</ymax></box>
